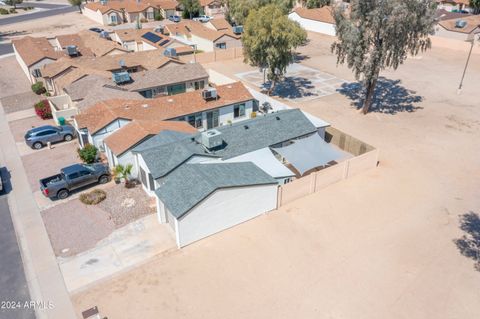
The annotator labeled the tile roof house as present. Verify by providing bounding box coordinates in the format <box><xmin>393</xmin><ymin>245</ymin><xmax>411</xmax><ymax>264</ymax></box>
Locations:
<box><xmin>77</xmin><ymin>30</ymin><xmax>129</xmax><ymax>57</ymax></box>
<box><xmin>12</xmin><ymin>35</ymin><xmax>94</xmax><ymax>83</ymax></box>
<box><xmin>436</xmin><ymin>0</ymin><xmax>474</xmax><ymax>13</ymax></box>
<box><xmin>165</xmin><ymin>20</ymin><xmax>242</xmax><ymax>52</ymax></box>
<box><xmin>73</xmin><ymin>82</ymin><xmax>257</xmax><ymax>166</ymax></box>
<box><xmin>83</xmin><ymin>0</ymin><xmax>178</xmax><ymax>25</ymax></box>
<box><xmin>205</xmin><ymin>18</ymin><xmax>231</xmax><ymax>31</ymax></box>
<box><xmin>288</xmin><ymin>6</ymin><xmax>336</xmax><ymax>36</ymax></box>
<box><xmin>435</xmin><ymin>14</ymin><xmax>480</xmax><ymax>40</ymax></box>
<box><xmin>199</xmin><ymin>0</ymin><xmax>226</xmax><ymax>17</ymax></box>
<box><xmin>133</xmin><ymin>109</ymin><xmax>326</xmax><ymax>247</ymax></box>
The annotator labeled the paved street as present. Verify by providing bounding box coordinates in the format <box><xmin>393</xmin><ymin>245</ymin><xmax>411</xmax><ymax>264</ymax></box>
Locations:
<box><xmin>0</xmin><ymin>194</ymin><xmax>35</xmax><ymax>319</ymax></box>
<box><xmin>0</xmin><ymin>3</ymin><xmax>75</xmax><ymax>26</ymax></box>
<box><xmin>0</xmin><ymin>43</ymin><xmax>13</xmax><ymax>56</ymax></box>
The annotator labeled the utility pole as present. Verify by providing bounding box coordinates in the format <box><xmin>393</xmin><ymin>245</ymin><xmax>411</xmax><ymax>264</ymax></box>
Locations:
<box><xmin>458</xmin><ymin>31</ymin><xmax>479</xmax><ymax>94</ymax></box>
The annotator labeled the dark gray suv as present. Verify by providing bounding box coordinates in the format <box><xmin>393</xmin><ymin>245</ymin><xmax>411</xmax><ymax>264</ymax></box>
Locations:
<box><xmin>24</xmin><ymin>125</ymin><xmax>76</xmax><ymax>149</ymax></box>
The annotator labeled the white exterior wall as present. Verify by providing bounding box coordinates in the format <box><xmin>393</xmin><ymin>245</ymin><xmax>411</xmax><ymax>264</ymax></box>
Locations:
<box><xmin>190</xmin><ymin>34</ymin><xmax>215</xmax><ymax>52</ymax></box>
<box><xmin>13</xmin><ymin>44</ymin><xmax>31</xmax><ymax>82</ymax></box>
<box><xmin>83</xmin><ymin>7</ymin><xmax>106</xmax><ymax>25</ymax></box>
<box><xmin>288</xmin><ymin>12</ymin><xmax>336</xmax><ymax>36</ymax></box>
<box><xmin>136</xmin><ymin>153</ymin><xmax>157</xmax><ymax>196</ymax></box>
<box><xmin>173</xmin><ymin>184</ymin><xmax>278</xmax><ymax>247</ymax></box>
<box><xmin>91</xmin><ymin>119</ymin><xmax>131</xmax><ymax>150</ymax></box>
<box><xmin>213</xmin><ymin>35</ymin><xmax>242</xmax><ymax>50</ymax></box>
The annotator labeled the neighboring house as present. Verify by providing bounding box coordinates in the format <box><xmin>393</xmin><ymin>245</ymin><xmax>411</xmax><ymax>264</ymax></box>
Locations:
<box><xmin>12</xmin><ymin>36</ymin><xmax>82</xmax><ymax>83</ymax></box>
<box><xmin>103</xmin><ymin>121</ymin><xmax>197</xmax><ymax>175</ymax></box>
<box><xmin>78</xmin><ymin>30</ymin><xmax>130</xmax><ymax>57</ymax></box>
<box><xmin>435</xmin><ymin>14</ymin><xmax>480</xmax><ymax>40</ymax></box>
<box><xmin>122</xmin><ymin>62</ymin><xmax>209</xmax><ymax>98</ymax></box>
<box><xmin>205</xmin><ymin>18</ymin><xmax>231</xmax><ymax>32</ymax></box>
<box><xmin>132</xmin><ymin>109</ymin><xmax>337</xmax><ymax>247</ymax></box>
<box><xmin>83</xmin><ymin>0</ymin><xmax>178</xmax><ymax>25</ymax></box>
<box><xmin>165</xmin><ymin>20</ymin><xmax>242</xmax><ymax>51</ymax></box>
<box><xmin>436</xmin><ymin>0</ymin><xmax>473</xmax><ymax>13</ymax></box>
<box><xmin>199</xmin><ymin>0</ymin><xmax>226</xmax><ymax>17</ymax></box>
<box><xmin>288</xmin><ymin>6</ymin><xmax>336</xmax><ymax>36</ymax></box>
<box><xmin>112</xmin><ymin>28</ymin><xmax>194</xmax><ymax>54</ymax></box>
<box><xmin>73</xmin><ymin>81</ymin><xmax>256</xmax><ymax>151</ymax></box>
<box><xmin>41</xmin><ymin>51</ymin><xmax>183</xmax><ymax>94</ymax></box>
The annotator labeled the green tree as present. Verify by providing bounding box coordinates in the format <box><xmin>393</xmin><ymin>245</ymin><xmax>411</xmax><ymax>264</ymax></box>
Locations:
<box><xmin>179</xmin><ymin>0</ymin><xmax>201</xmax><ymax>19</ymax></box>
<box><xmin>303</xmin><ymin>0</ymin><xmax>330</xmax><ymax>8</ymax></box>
<box><xmin>68</xmin><ymin>0</ymin><xmax>83</xmax><ymax>13</ymax></box>
<box><xmin>243</xmin><ymin>4</ymin><xmax>307</xmax><ymax>95</ymax></box>
<box><xmin>470</xmin><ymin>0</ymin><xmax>480</xmax><ymax>14</ymax></box>
<box><xmin>331</xmin><ymin>0</ymin><xmax>436</xmax><ymax>114</ymax></box>
<box><xmin>4</xmin><ymin>0</ymin><xmax>23</xmax><ymax>9</ymax></box>
<box><xmin>226</xmin><ymin>0</ymin><xmax>294</xmax><ymax>25</ymax></box>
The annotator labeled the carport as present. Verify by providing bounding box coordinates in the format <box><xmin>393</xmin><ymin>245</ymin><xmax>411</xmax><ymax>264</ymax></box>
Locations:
<box><xmin>271</xmin><ymin>133</ymin><xmax>349</xmax><ymax>176</ymax></box>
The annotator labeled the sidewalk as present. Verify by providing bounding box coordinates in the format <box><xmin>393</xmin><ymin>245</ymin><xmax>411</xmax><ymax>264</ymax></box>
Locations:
<box><xmin>0</xmin><ymin>101</ymin><xmax>77</xmax><ymax>319</ymax></box>
<box><xmin>60</xmin><ymin>214</ymin><xmax>175</xmax><ymax>294</ymax></box>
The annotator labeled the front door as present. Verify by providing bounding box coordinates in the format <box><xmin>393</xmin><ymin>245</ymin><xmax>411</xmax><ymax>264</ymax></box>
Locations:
<box><xmin>206</xmin><ymin>110</ymin><xmax>219</xmax><ymax>129</ymax></box>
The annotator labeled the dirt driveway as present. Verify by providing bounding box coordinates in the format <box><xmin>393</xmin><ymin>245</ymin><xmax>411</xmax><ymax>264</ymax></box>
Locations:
<box><xmin>72</xmin><ymin>34</ymin><xmax>480</xmax><ymax>319</ymax></box>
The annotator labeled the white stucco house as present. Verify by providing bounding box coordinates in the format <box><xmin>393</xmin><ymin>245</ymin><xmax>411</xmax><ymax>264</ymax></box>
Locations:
<box><xmin>288</xmin><ymin>6</ymin><xmax>336</xmax><ymax>36</ymax></box>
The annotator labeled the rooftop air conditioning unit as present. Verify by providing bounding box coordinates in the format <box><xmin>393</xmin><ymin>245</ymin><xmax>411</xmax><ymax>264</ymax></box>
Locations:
<box><xmin>232</xmin><ymin>25</ymin><xmax>243</xmax><ymax>35</ymax></box>
<box><xmin>455</xmin><ymin>20</ymin><xmax>467</xmax><ymax>28</ymax></box>
<box><xmin>154</xmin><ymin>26</ymin><xmax>164</xmax><ymax>34</ymax></box>
<box><xmin>66</xmin><ymin>45</ymin><xmax>78</xmax><ymax>56</ymax></box>
<box><xmin>112</xmin><ymin>71</ymin><xmax>131</xmax><ymax>84</ymax></box>
<box><xmin>202</xmin><ymin>87</ymin><xmax>217</xmax><ymax>100</ymax></box>
<box><xmin>163</xmin><ymin>47</ymin><xmax>177</xmax><ymax>58</ymax></box>
<box><xmin>100</xmin><ymin>31</ymin><xmax>111</xmax><ymax>39</ymax></box>
<box><xmin>201</xmin><ymin>129</ymin><xmax>223</xmax><ymax>149</ymax></box>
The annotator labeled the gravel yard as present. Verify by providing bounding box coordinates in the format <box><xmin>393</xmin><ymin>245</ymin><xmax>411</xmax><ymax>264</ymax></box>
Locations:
<box><xmin>42</xmin><ymin>183</ymin><xmax>156</xmax><ymax>257</ymax></box>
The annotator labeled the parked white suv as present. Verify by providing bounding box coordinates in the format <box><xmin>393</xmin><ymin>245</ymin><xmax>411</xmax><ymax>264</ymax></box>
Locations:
<box><xmin>193</xmin><ymin>15</ymin><xmax>212</xmax><ymax>23</ymax></box>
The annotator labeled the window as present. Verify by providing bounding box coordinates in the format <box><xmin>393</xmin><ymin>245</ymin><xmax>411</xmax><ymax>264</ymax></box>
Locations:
<box><xmin>194</xmin><ymin>81</ymin><xmax>205</xmax><ymax>90</ymax></box>
<box><xmin>215</xmin><ymin>42</ymin><xmax>226</xmax><ymax>49</ymax></box>
<box><xmin>206</xmin><ymin>110</ymin><xmax>219</xmax><ymax>129</ymax></box>
<box><xmin>167</xmin><ymin>83</ymin><xmax>186</xmax><ymax>95</ymax></box>
<box><xmin>139</xmin><ymin>167</ymin><xmax>147</xmax><ymax>187</ymax></box>
<box><xmin>234</xmin><ymin>103</ymin><xmax>245</xmax><ymax>118</ymax></box>
<box><xmin>148</xmin><ymin>173</ymin><xmax>155</xmax><ymax>191</ymax></box>
<box><xmin>187</xmin><ymin>113</ymin><xmax>203</xmax><ymax>129</ymax></box>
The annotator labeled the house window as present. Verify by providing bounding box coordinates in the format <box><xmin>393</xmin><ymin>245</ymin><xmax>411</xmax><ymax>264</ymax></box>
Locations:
<box><xmin>139</xmin><ymin>167</ymin><xmax>147</xmax><ymax>188</ymax></box>
<box><xmin>147</xmin><ymin>12</ymin><xmax>154</xmax><ymax>20</ymax></box>
<box><xmin>187</xmin><ymin>113</ymin><xmax>203</xmax><ymax>129</ymax></box>
<box><xmin>194</xmin><ymin>81</ymin><xmax>205</xmax><ymax>90</ymax></box>
<box><xmin>167</xmin><ymin>83</ymin><xmax>186</xmax><ymax>95</ymax></box>
<box><xmin>206</xmin><ymin>110</ymin><xmax>219</xmax><ymax>129</ymax></box>
<box><xmin>148</xmin><ymin>173</ymin><xmax>155</xmax><ymax>191</ymax></box>
<box><xmin>234</xmin><ymin>103</ymin><xmax>245</xmax><ymax>118</ymax></box>
<box><xmin>110</xmin><ymin>15</ymin><xmax>117</xmax><ymax>24</ymax></box>
<box><xmin>215</xmin><ymin>42</ymin><xmax>226</xmax><ymax>49</ymax></box>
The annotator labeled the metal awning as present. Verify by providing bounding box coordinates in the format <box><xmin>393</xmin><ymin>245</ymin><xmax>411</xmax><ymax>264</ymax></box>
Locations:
<box><xmin>223</xmin><ymin>148</ymin><xmax>295</xmax><ymax>179</ymax></box>
<box><xmin>271</xmin><ymin>133</ymin><xmax>349</xmax><ymax>175</ymax></box>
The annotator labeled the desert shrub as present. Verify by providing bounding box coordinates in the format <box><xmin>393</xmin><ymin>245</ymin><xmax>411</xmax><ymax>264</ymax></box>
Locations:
<box><xmin>154</xmin><ymin>12</ymin><xmax>163</xmax><ymax>21</ymax></box>
<box><xmin>34</xmin><ymin>100</ymin><xmax>52</xmax><ymax>119</ymax></box>
<box><xmin>9</xmin><ymin>8</ymin><xmax>17</xmax><ymax>13</ymax></box>
<box><xmin>77</xmin><ymin>144</ymin><xmax>98</xmax><ymax>164</ymax></box>
<box><xmin>31</xmin><ymin>81</ymin><xmax>46</xmax><ymax>95</ymax></box>
<box><xmin>0</xmin><ymin>8</ymin><xmax>10</xmax><ymax>15</ymax></box>
<box><xmin>140</xmin><ymin>18</ymin><xmax>148</xmax><ymax>23</ymax></box>
<box><xmin>79</xmin><ymin>189</ymin><xmax>106</xmax><ymax>205</ymax></box>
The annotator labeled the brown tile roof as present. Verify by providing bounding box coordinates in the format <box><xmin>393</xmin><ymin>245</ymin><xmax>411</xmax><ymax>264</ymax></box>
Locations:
<box><xmin>78</xmin><ymin>30</ymin><xmax>129</xmax><ymax>57</ymax></box>
<box><xmin>12</xmin><ymin>36</ymin><xmax>64</xmax><ymax>67</ymax></box>
<box><xmin>166</xmin><ymin>20</ymin><xmax>240</xmax><ymax>42</ymax></box>
<box><xmin>293</xmin><ymin>6</ymin><xmax>335</xmax><ymax>24</ymax></box>
<box><xmin>150</xmin><ymin>0</ymin><xmax>178</xmax><ymax>9</ymax></box>
<box><xmin>104</xmin><ymin>120</ymin><xmax>196</xmax><ymax>155</ymax></box>
<box><xmin>125</xmin><ymin>62</ymin><xmax>208</xmax><ymax>91</ymax></box>
<box><xmin>208</xmin><ymin>18</ymin><xmax>231</xmax><ymax>31</ymax></box>
<box><xmin>85</xmin><ymin>0</ymin><xmax>156</xmax><ymax>14</ymax></box>
<box><xmin>55</xmin><ymin>34</ymin><xmax>94</xmax><ymax>57</ymax></box>
<box><xmin>438</xmin><ymin>15</ymin><xmax>480</xmax><ymax>33</ymax></box>
<box><xmin>75</xmin><ymin>81</ymin><xmax>253</xmax><ymax>133</ymax></box>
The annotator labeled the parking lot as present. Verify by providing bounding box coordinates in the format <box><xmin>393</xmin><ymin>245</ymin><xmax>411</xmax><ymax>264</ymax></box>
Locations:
<box><xmin>235</xmin><ymin>64</ymin><xmax>345</xmax><ymax>102</ymax></box>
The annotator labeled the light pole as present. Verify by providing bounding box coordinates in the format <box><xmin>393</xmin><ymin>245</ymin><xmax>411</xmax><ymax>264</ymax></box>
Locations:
<box><xmin>458</xmin><ymin>30</ymin><xmax>480</xmax><ymax>94</ymax></box>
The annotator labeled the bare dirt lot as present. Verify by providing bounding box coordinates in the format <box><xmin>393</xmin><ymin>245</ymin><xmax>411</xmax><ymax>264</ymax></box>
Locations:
<box><xmin>73</xmin><ymin>34</ymin><xmax>479</xmax><ymax>318</ymax></box>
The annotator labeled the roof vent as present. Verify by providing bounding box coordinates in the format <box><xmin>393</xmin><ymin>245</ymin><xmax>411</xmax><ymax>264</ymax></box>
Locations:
<box><xmin>112</xmin><ymin>71</ymin><xmax>131</xmax><ymax>84</ymax></box>
<box><xmin>201</xmin><ymin>129</ymin><xmax>223</xmax><ymax>149</ymax></box>
<box><xmin>66</xmin><ymin>45</ymin><xmax>78</xmax><ymax>56</ymax></box>
<box><xmin>167</xmin><ymin>98</ymin><xmax>174</xmax><ymax>102</ymax></box>
<box><xmin>163</xmin><ymin>47</ymin><xmax>177</xmax><ymax>58</ymax></box>
<box><xmin>244</xmin><ymin>125</ymin><xmax>249</xmax><ymax>129</ymax></box>
<box><xmin>455</xmin><ymin>20</ymin><xmax>467</xmax><ymax>28</ymax></box>
<box><xmin>100</xmin><ymin>31</ymin><xmax>111</xmax><ymax>39</ymax></box>
<box><xmin>276</xmin><ymin>116</ymin><xmax>280</xmax><ymax>120</ymax></box>
<box><xmin>202</xmin><ymin>87</ymin><xmax>217</xmax><ymax>100</ymax></box>
<box><xmin>142</xmin><ymin>104</ymin><xmax>149</xmax><ymax>108</ymax></box>
<box><xmin>119</xmin><ymin>59</ymin><xmax>126</xmax><ymax>68</ymax></box>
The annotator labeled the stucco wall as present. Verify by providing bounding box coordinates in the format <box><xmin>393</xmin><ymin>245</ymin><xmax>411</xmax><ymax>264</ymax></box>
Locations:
<box><xmin>91</xmin><ymin>119</ymin><xmax>131</xmax><ymax>150</ymax></box>
<box><xmin>175</xmin><ymin>184</ymin><xmax>278</xmax><ymax>247</ymax></box>
<box><xmin>83</xmin><ymin>7</ymin><xmax>106</xmax><ymax>25</ymax></box>
<box><xmin>288</xmin><ymin>12</ymin><xmax>336</xmax><ymax>36</ymax></box>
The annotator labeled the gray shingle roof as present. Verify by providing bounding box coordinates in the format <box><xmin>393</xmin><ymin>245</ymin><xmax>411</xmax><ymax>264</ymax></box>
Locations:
<box><xmin>123</xmin><ymin>63</ymin><xmax>208</xmax><ymax>92</ymax></box>
<box><xmin>156</xmin><ymin>162</ymin><xmax>278</xmax><ymax>219</ymax></box>
<box><xmin>134</xmin><ymin>109</ymin><xmax>317</xmax><ymax>179</ymax></box>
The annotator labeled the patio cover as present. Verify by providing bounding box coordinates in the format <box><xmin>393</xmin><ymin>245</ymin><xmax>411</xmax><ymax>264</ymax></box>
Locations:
<box><xmin>224</xmin><ymin>148</ymin><xmax>295</xmax><ymax>179</ymax></box>
<box><xmin>271</xmin><ymin>133</ymin><xmax>347</xmax><ymax>176</ymax></box>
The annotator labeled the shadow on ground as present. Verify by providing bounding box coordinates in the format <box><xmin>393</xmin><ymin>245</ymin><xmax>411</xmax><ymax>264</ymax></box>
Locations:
<box><xmin>454</xmin><ymin>211</ymin><xmax>480</xmax><ymax>271</ymax></box>
<box><xmin>267</xmin><ymin>76</ymin><xmax>317</xmax><ymax>100</ymax></box>
<box><xmin>338</xmin><ymin>77</ymin><xmax>423</xmax><ymax>114</ymax></box>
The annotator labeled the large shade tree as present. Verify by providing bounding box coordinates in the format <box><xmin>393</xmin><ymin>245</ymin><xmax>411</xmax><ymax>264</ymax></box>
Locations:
<box><xmin>68</xmin><ymin>0</ymin><xmax>83</xmax><ymax>13</ymax></box>
<box><xmin>226</xmin><ymin>0</ymin><xmax>294</xmax><ymax>25</ymax></box>
<box><xmin>179</xmin><ymin>0</ymin><xmax>201</xmax><ymax>19</ymax></box>
<box><xmin>302</xmin><ymin>0</ymin><xmax>330</xmax><ymax>8</ymax></box>
<box><xmin>243</xmin><ymin>4</ymin><xmax>307</xmax><ymax>95</ymax></box>
<box><xmin>331</xmin><ymin>0</ymin><xmax>437</xmax><ymax>114</ymax></box>
<box><xmin>470</xmin><ymin>0</ymin><xmax>480</xmax><ymax>14</ymax></box>
<box><xmin>4</xmin><ymin>0</ymin><xmax>23</xmax><ymax>9</ymax></box>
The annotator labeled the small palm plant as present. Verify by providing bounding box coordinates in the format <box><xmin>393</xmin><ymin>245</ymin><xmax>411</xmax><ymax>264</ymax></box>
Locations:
<box><xmin>114</xmin><ymin>164</ymin><xmax>133</xmax><ymax>188</ymax></box>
